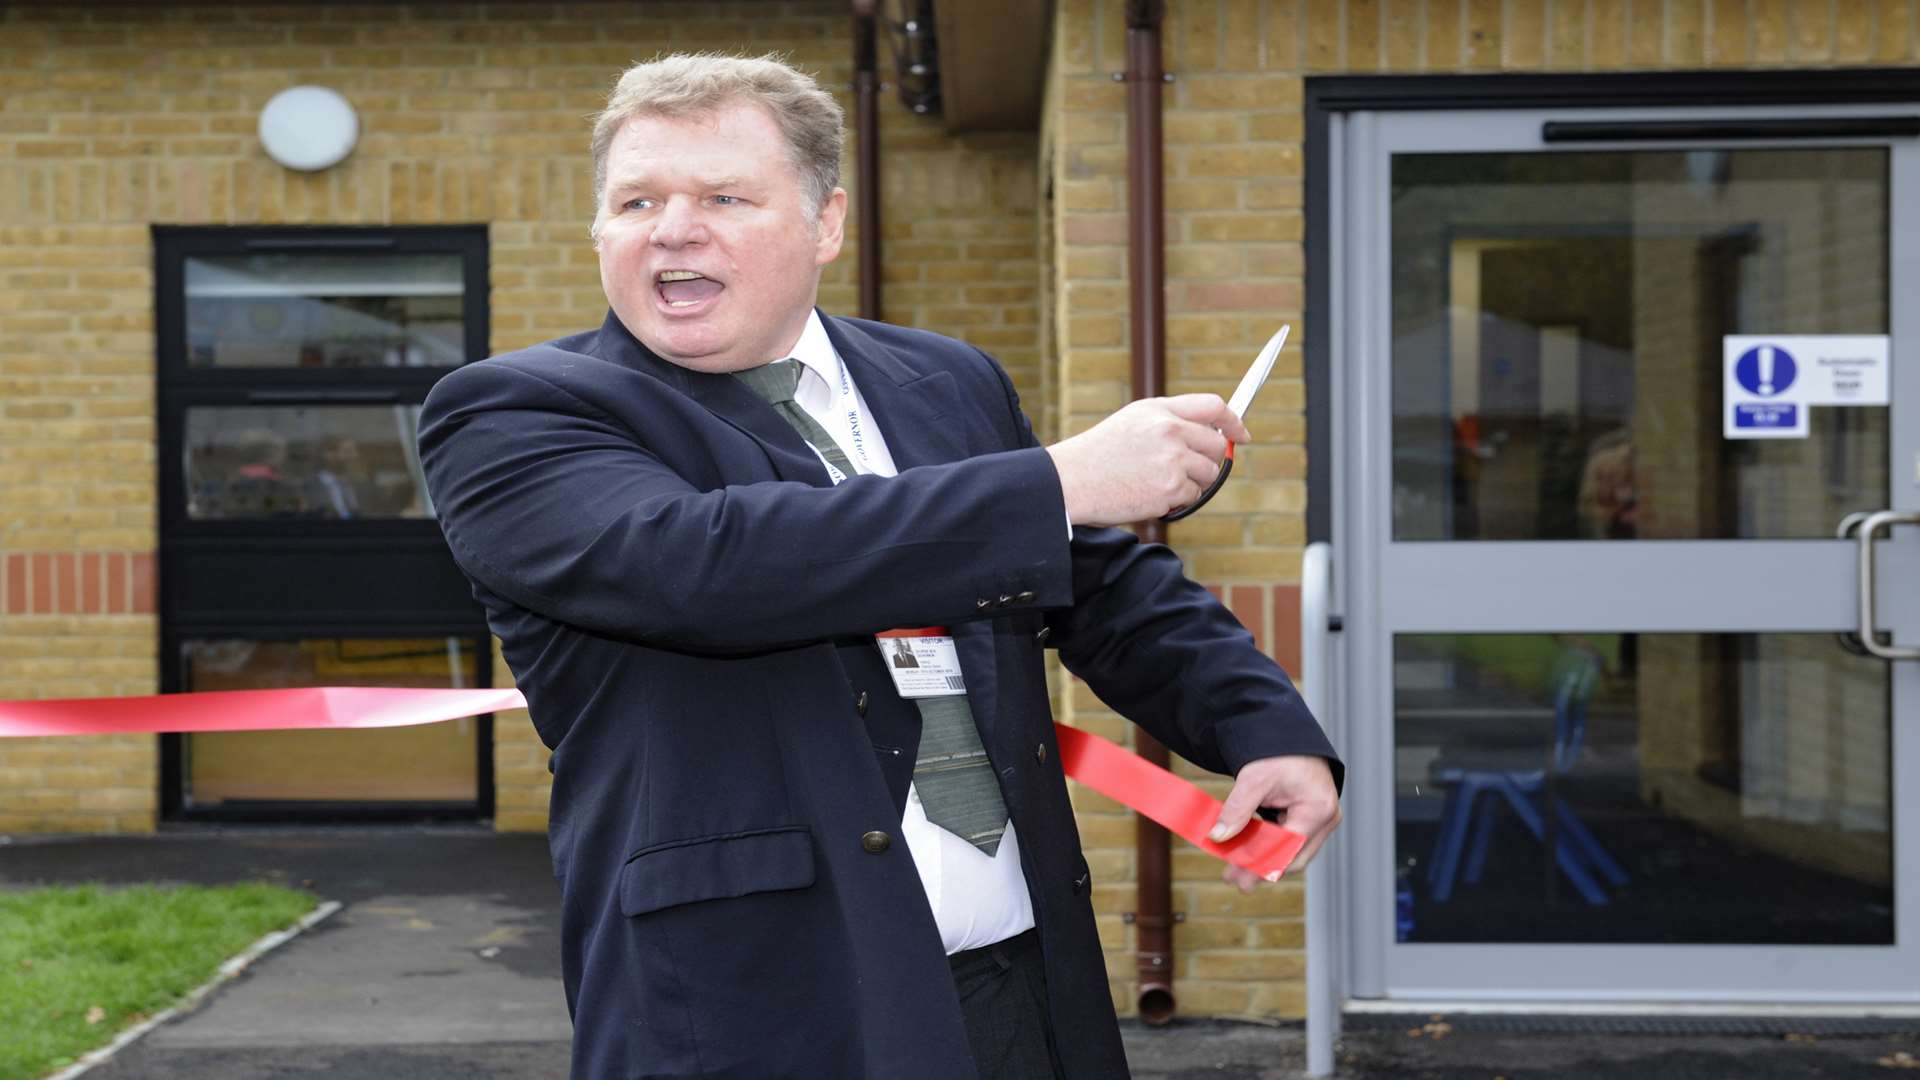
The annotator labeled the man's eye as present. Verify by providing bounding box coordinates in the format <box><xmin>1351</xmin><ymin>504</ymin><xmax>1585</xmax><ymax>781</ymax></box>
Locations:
<box><xmin>711</xmin><ymin>195</ymin><xmax>739</xmax><ymax>206</ymax></box>
<box><xmin>623</xmin><ymin>198</ymin><xmax>654</xmax><ymax>211</ymax></box>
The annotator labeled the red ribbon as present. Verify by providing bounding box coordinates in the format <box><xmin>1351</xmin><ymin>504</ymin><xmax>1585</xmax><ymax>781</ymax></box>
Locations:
<box><xmin>1053</xmin><ymin>724</ymin><xmax>1305</xmax><ymax>881</ymax></box>
<box><xmin>0</xmin><ymin>687</ymin><xmax>528</xmax><ymax>738</ymax></box>
<box><xmin>0</xmin><ymin>688</ymin><xmax>1305</xmax><ymax>879</ymax></box>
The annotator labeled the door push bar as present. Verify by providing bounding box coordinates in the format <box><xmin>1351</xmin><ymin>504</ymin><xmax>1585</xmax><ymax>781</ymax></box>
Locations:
<box><xmin>1842</xmin><ymin>510</ymin><xmax>1920</xmax><ymax>662</ymax></box>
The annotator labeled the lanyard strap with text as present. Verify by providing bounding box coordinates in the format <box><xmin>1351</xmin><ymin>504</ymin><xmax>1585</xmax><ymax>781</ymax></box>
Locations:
<box><xmin>793</xmin><ymin>358</ymin><xmax>873</xmax><ymax>485</ymax></box>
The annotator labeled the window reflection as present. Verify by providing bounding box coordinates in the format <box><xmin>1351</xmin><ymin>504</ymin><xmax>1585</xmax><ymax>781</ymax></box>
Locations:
<box><xmin>184</xmin><ymin>253</ymin><xmax>464</xmax><ymax>369</ymax></box>
<box><xmin>184</xmin><ymin>405</ymin><xmax>429</xmax><ymax>520</ymax></box>
<box><xmin>1391</xmin><ymin>149</ymin><xmax>1889</xmax><ymax>540</ymax></box>
<box><xmin>183</xmin><ymin>637</ymin><xmax>481</xmax><ymax>805</ymax></box>
<box><xmin>1393</xmin><ymin>632</ymin><xmax>1891</xmax><ymax>945</ymax></box>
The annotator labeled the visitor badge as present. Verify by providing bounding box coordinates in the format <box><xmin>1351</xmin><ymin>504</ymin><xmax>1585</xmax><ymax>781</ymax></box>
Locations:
<box><xmin>876</xmin><ymin>628</ymin><xmax>966</xmax><ymax>698</ymax></box>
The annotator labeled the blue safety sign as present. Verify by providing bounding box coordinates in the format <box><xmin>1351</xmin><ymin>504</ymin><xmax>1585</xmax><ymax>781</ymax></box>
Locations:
<box><xmin>1733</xmin><ymin>344</ymin><xmax>1798</xmax><ymax>398</ymax></box>
<box><xmin>1733</xmin><ymin>403</ymin><xmax>1798</xmax><ymax>430</ymax></box>
<box><xmin>1723</xmin><ymin>334</ymin><xmax>1886</xmax><ymax>440</ymax></box>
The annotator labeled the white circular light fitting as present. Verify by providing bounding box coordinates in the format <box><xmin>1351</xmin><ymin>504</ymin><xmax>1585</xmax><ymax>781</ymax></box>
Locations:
<box><xmin>258</xmin><ymin>85</ymin><xmax>359</xmax><ymax>172</ymax></box>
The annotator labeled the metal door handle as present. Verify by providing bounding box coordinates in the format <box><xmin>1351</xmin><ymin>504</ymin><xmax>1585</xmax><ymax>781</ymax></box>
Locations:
<box><xmin>1835</xmin><ymin>513</ymin><xmax>1875</xmax><ymax>656</ymax></box>
<box><xmin>1856</xmin><ymin>510</ymin><xmax>1920</xmax><ymax>661</ymax></box>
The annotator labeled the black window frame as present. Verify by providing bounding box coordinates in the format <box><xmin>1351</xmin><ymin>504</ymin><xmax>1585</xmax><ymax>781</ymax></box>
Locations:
<box><xmin>154</xmin><ymin>225</ymin><xmax>494</xmax><ymax>824</ymax></box>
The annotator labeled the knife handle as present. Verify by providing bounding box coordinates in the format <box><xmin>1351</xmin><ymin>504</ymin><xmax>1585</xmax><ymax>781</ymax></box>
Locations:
<box><xmin>1161</xmin><ymin>442</ymin><xmax>1235</xmax><ymax>523</ymax></box>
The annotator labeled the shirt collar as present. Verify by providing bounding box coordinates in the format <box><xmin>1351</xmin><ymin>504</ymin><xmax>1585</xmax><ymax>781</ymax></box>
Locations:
<box><xmin>786</xmin><ymin>309</ymin><xmax>843</xmax><ymax>403</ymax></box>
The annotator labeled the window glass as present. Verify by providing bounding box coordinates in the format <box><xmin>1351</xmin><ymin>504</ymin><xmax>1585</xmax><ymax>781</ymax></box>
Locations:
<box><xmin>1391</xmin><ymin>149</ymin><xmax>1889</xmax><ymax>540</ymax></box>
<box><xmin>1393</xmin><ymin>632</ymin><xmax>1891</xmax><ymax>944</ymax></box>
<box><xmin>184</xmin><ymin>253</ymin><xmax>465</xmax><ymax>369</ymax></box>
<box><xmin>183</xmin><ymin>405</ymin><xmax>429</xmax><ymax>520</ymax></box>
<box><xmin>183</xmin><ymin>637</ymin><xmax>483</xmax><ymax>806</ymax></box>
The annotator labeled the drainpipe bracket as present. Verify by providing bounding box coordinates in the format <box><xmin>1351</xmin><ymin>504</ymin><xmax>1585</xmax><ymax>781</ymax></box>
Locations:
<box><xmin>1121</xmin><ymin>911</ymin><xmax>1186</xmax><ymax>926</ymax></box>
<box><xmin>1109</xmin><ymin>71</ymin><xmax>1179</xmax><ymax>83</ymax></box>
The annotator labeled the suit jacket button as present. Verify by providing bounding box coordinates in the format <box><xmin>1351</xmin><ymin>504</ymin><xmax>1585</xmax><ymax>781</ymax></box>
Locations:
<box><xmin>855</xmin><ymin>691</ymin><xmax>869</xmax><ymax>717</ymax></box>
<box><xmin>860</xmin><ymin>830</ymin><xmax>892</xmax><ymax>854</ymax></box>
<box><xmin>1072</xmin><ymin>871</ymin><xmax>1090</xmax><ymax>893</ymax></box>
<box><xmin>1035</xmin><ymin>742</ymin><xmax>1048</xmax><ymax>764</ymax></box>
<box><xmin>1015</xmin><ymin>590</ymin><xmax>1035</xmax><ymax>603</ymax></box>
<box><xmin>997</xmin><ymin>594</ymin><xmax>1014</xmax><ymax>606</ymax></box>
<box><xmin>1034</xmin><ymin>626</ymin><xmax>1052</xmax><ymax>646</ymax></box>
<box><xmin>976</xmin><ymin>597</ymin><xmax>991</xmax><ymax>609</ymax></box>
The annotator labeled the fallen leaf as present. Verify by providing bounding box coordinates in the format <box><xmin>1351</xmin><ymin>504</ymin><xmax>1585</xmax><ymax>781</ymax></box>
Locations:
<box><xmin>477</xmin><ymin>946</ymin><xmax>501</xmax><ymax>959</ymax></box>
<box><xmin>84</xmin><ymin>1005</ymin><xmax>105</xmax><ymax>1025</ymax></box>
<box><xmin>1784</xmin><ymin>1033</ymin><xmax>1817</xmax><ymax>1043</ymax></box>
<box><xmin>1406</xmin><ymin>1028</ymin><xmax>1426</xmax><ymax>1038</ymax></box>
<box><xmin>1878</xmin><ymin>1051</ymin><xmax>1920</xmax><ymax>1069</ymax></box>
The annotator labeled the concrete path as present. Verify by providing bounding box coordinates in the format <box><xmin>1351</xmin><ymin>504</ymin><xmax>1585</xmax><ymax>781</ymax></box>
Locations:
<box><xmin>5</xmin><ymin>829</ymin><xmax>1916</xmax><ymax>1079</ymax></box>
<box><xmin>5</xmin><ymin>829</ymin><xmax>570</xmax><ymax>1078</ymax></box>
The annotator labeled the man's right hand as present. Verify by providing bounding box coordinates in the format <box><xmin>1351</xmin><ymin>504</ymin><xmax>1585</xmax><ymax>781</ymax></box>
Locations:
<box><xmin>1046</xmin><ymin>394</ymin><xmax>1251</xmax><ymax>527</ymax></box>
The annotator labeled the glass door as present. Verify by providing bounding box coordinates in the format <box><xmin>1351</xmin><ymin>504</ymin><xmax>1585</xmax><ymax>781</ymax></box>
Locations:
<box><xmin>1337</xmin><ymin>104</ymin><xmax>1920</xmax><ymax>1000</ymax></box>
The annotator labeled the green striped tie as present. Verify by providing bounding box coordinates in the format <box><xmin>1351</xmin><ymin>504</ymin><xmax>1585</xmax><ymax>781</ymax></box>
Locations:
<box><xmin>733</xmin><ymin>359</ymin><xmax>1009</xmax><ymax>854</ymax></box>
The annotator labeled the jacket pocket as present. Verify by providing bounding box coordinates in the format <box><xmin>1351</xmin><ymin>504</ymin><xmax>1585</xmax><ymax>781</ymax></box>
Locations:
<box><xmin>618</xmin><ymin>825</ymin><xmax>815</xmax><ymax>918</ymax></box>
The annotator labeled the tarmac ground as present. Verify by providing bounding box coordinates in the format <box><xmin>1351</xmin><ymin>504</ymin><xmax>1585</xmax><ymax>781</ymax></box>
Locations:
<box><xmin>2</xmin><ymin>827</ymin><xmax>1912</xmax><ymax>1079</ymax></box>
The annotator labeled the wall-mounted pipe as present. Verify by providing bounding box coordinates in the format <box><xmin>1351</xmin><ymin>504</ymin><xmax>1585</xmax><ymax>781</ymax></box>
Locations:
<box><xmin>852</xmin><ymin>0</ymin><xmax>882</xmax><ymax>321</ymax></box>
<box><xmin>1123</xmin><ymin>0</ymin><xmax>1176</xmax><ymax>1027</ymax></box>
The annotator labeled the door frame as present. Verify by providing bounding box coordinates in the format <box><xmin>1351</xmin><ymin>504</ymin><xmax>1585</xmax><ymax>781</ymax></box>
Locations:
<box><xmin>1307</xmin><ymin>69</ymin><xmax>1920</xmax><ymax>1004</ymax></box>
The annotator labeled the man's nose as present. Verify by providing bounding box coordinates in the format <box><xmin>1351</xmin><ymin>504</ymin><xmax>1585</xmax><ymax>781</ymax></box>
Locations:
<box><xmin>650</xmin><ymin>196</ymin><xmax>707</xmax><ymax>248</ymax></box>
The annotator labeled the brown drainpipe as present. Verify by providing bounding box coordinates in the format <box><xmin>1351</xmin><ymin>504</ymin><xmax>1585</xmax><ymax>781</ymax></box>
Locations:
<box><xmin>851</xmin><ymin>0</ymin><xmax>882</xmax><ymax>321</ymax></box>
<box><xmin>1123</xmin><ymin>0</ymin><xmax>1176</xmax><ymax>1026</ymax></box>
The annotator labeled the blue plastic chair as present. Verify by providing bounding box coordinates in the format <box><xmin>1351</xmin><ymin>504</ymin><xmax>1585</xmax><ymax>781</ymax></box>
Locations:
<box><xmin>1425</xmin><ymin>652</ymin><xmax>1629</xmax><ymax>907</ymax></box>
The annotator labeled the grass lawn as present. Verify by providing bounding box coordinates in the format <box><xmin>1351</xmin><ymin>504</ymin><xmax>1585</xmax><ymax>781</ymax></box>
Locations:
<box><xmin>0</xmin><ymin>883</ymin><xmax>316</xmax><ymax>1080</ymax></box>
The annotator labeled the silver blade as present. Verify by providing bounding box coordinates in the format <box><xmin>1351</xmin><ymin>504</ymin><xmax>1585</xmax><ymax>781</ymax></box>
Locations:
<box><xmin>1227</xmin><ymin>324</ymin><xmax>1290</xmax><ymax>420</ymax></box>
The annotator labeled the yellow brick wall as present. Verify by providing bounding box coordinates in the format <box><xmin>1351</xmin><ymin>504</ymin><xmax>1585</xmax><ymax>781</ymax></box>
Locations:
<box><xmin>0</xmin><ymin>0</ymin><xmax>1040</xmax><ymax>834</ymax></box>
<box><xmin>6</xmin><ymin>0</ymin><xmax>1914</xmax><ymax>1026</ymax></box>
<box><xmin>1045</xmin><ymin>0</ymin><xmax>1917</xmax><ymax>1023</ymax></box>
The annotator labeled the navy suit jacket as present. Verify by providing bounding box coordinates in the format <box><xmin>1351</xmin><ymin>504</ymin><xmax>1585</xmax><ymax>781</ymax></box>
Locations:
<box><xmin>417</xmin><ymin>310</ymin><xmax>1341</xmax><ymax>1080</ymax></box>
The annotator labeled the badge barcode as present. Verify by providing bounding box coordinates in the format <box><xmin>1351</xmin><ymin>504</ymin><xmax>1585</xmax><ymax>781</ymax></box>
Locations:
<box><xmin>944</xmin><ymin>676</ymin><xmax>966</xmax><ymax>691</ymax></box>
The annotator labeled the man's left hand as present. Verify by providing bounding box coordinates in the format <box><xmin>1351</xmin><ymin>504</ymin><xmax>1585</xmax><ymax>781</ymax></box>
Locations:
<box><xmin>1208</xmin><ymin>755</ymin><xmax>1342</xmax><ymax>893</ymax></box>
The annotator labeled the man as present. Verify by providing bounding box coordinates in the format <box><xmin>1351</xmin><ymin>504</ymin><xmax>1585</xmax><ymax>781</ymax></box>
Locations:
<box><xmin>418</xmin><ymin>54</ymin><xmax>1340</xmax><ymax>1080</ymax></box>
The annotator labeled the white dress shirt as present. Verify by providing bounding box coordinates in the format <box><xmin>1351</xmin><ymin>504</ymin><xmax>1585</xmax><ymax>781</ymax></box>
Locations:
<box><xmin>784</xmin><ymin>311</ymin><xmax>1036</xmax><ymax>955</ymax></box>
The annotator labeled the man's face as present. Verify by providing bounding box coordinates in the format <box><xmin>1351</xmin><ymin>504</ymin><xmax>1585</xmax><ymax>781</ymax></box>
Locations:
<box><xmin>595</xmin><ymin>102</ymin><xmax>847</xmax><ymax>374</ymax></box>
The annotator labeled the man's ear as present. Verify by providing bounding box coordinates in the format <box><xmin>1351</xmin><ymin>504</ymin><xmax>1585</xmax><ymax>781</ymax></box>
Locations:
<box><xmin>813</xmin><ymin>187</ymin><xmax>848</xmax><ymax>267</ymax></box>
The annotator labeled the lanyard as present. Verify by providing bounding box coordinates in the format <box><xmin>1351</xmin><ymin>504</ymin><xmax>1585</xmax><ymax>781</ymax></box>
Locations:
<box><xmin>835</xmin><ymin>358</ymin><xmax>875</xmax><ymax>474</ymax></box>
<box><xmin>791</xmin><ymin>356</ymin><xmax>875</xmax><ymax>485</ymax></box>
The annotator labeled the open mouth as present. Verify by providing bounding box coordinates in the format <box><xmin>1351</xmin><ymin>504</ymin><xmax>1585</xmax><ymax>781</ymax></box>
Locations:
<box><xmin>656</xmin><ymin>269</ymin><xmax>724</xmax><ymax>310</ymax></box>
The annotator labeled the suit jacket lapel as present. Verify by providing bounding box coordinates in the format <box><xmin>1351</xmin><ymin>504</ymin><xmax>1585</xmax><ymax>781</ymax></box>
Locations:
<box><xmin>589</xmin><ymin>310</ymin><xmax>1015</xmax><ymax>757</ymax></box>
<box><xmin>586</xmin><ymin>310</ymin><xmax>832</xmax><ymax>485</ymax></box>
<box><xmin>822</xmin><ymin>314</ymin><xmax>970</xmax><ymax>470</ymax></box>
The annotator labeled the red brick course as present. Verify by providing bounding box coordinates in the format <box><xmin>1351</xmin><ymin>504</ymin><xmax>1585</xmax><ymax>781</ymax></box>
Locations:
<box><xmin>1</xmin><ymin>551</ymin><xmax>154</xmax><ymax>615</ymax></box>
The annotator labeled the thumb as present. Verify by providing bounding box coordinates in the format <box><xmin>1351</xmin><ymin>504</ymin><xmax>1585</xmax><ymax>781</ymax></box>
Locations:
<box><xmin>1161</xmin><ymin>393</ymin><xmax>1231</xmax><ymax>425</ymax></box>
<box><xmin>1209</xmin><ymin>773</ymin><xmax>1267</xmax><ymax>843</ymax></box>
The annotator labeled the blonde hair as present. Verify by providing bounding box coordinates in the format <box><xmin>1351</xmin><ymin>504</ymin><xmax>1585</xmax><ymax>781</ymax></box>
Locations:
<box><xmin>590</xmin><ymin>53</ymin><xmax>844</xmax><ymax>236</ymax></box>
